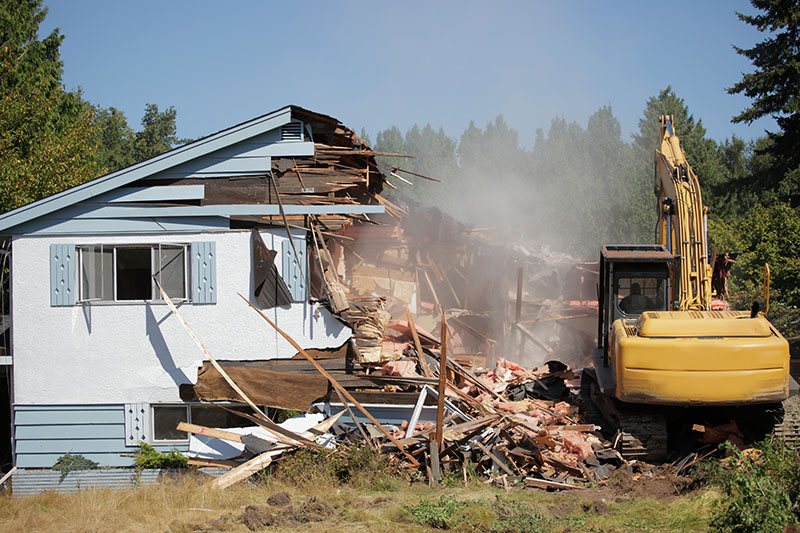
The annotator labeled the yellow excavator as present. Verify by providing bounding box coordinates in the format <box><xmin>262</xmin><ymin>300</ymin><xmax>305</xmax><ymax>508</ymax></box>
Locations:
<box><xmin>582</xmin><ymin>115</ymin><xmax>798</xmax><ymax>460</ymax></box>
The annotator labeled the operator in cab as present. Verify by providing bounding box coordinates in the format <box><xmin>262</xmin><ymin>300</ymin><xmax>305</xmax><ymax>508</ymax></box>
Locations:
<box><xmin>619</xmin><ymin>283</ymin><xmax>654</xmax><ymax>315</ymax></box>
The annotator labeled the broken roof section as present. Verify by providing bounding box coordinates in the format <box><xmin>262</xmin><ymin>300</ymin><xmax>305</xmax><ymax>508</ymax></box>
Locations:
<box><xmin>0</xmin><ymin>105</ymin><xmax>393</xmax><ymax>236</ymax></box>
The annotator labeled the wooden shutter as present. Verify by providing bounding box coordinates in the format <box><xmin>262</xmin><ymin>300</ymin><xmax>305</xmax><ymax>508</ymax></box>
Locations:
<box><xmin>124</xmin><ymin>403</ymin><xmax>149</xmax><ymax>446</ymax></box>
<box><xmin>191</xmin><ymin>241</ymin><xmax>216</xmax><ymax>304</ymax></box>
<box><xmin>282</xmin><ymin>238</ymin><xmax>307</xmax><ymax>302</ymax></box>
<box><xmin>50</xmin><ymin>244</ymin><xmax>75</xmax><ymax>306</ymax></box>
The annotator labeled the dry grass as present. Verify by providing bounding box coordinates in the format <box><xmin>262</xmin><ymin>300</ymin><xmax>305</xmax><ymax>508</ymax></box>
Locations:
<box><xmin>0</xmin><ymin>470</ymin><xmax>719</xmax><ymax>533</ymax></box>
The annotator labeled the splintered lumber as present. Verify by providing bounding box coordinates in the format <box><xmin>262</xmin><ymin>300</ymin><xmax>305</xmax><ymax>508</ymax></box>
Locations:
<box><xmin>177</xmin><ymin>422</ymin><xmax>243</xmax><ymax>443</ymax></box>
<box><xmin>474</xmin><ymin>441</ymin><xmax>515</xmax><ymax>477</ymax></box>
<box><xmin>209</xmin><ymin>411</ymin><xmax>345</xmax><ymax>489</ymax></box>
<box><xmin>268</xmin><ymin>172</ymin><xmax>304</xmax><ymax>278</ymax></box>
<box><xmin>394</xmin><ymin>166</ymin><xmax>442</xmax><ymax>182</ymax></box>
<box><xmin>188</xmin><ymin>458</ymin><xmax>240</xmax><ymax>468</ymax></box>
<box><xmin>239</xmin><ymin>293</ymin><xmax>420</xmax><ymax>467</ymax></box>
<box><xmin>333</xmin><ymin>386</ymin><xmax>373</xmax><ymax>449</ymax></box>
<box><xmin>405</xmin><ymin>306</ymin><xmax>433</xmax><ymax>378</ymax></box>
<box><xmin>435</xmin><ymin>315</ymin><xmax>448</xmax><ymax>449</ymax></box>
<box><xmin>312</xmin><ymin>224</ymin><xmax>349</xmax><ymax>312</ymax></box>
<box><xmin>157</xmin><ymin>282</ymin><xmax>318</xmax><ymax>450</ymax></box>
<box><xmin>524</xmin><ymin>477</ymin><xmax>585</xmax><ymax>490</ymax></box>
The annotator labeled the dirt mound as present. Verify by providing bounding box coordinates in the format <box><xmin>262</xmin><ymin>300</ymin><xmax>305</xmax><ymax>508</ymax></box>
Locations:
<box><xmin>603</xmin><ymin>464</ymin><xmax>690</xmax><ymax>501</ymax></box>
<box><xmin>267</xmin><ymin>491</ymin><xmax>291</xmax><ymax>507</ymax></box>
<box><xmin>242</xmin><ymin>505</ymin><xmax>277</xmax><ymax>531</ymax></box>
<box><xmin>294</xmin><ymin>496</ymin><xmax>334</xmax><ymax>522</ymax></box>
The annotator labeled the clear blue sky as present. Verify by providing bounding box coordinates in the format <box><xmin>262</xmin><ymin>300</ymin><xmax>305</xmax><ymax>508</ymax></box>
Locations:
<box><xmin>42</xmin><ymin>0</ymin><xmax>774</xmax><ymax>147</ymax></box>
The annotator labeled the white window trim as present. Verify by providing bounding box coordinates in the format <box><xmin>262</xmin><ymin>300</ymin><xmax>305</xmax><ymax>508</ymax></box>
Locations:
<box><xmin>150</xmin><ymin>402</ymin><xmax>255</xmax><ymax>445</ymax></box>
<box><xmin>77</xmin><ymin>243</ymin><xmax>190</xmax><ymax>304</ymax></box>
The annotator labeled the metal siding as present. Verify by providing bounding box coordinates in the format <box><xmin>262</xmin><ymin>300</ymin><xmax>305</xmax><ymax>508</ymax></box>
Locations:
<box><xmin>282</xmin><ymin>238</ymin><xmax>307</xmax><ymax>302</ymax></box>
<box><xmin>16</xmin><ymin>438</ymin><xmax>127</xmax><ymax>454</ymax></box>
<box><xmin>11</xmin><ymin>467</ymin><xmax>225</xmax><ymax>496</ymax></box>
<box><xmin>191</xmin><ymin>242</ymin><xmax>216</xmax><ymax>304</ymax></box>
<box><xmin>15</xmin><ymin>424</ymin><xmax>124</xmax><ymax>440</ymax></box>
<box><xmin>50</xmin><ymin>244</ymin><xmax>75</xmax><ymax>306</ymax></box>
<box><xmin>12</xmin><ymin>405</ymin><xmax>191</xmax><ymax>469</ymax></box>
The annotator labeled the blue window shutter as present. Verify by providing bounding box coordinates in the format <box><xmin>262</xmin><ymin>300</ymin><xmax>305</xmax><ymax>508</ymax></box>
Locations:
<box><xmin>282</xmin><ymin>238</ymin><xmax>307</xmax><ymax>302</ymax></box>
<box><xmin>191</xmin><ymin>242</ymin><xmax>216</xmax><ymax>304</ymax></box>
<box><xmin>50</xmin><ymin>244</ymin><xmax>75</xmax><ymax>306</ymax></box>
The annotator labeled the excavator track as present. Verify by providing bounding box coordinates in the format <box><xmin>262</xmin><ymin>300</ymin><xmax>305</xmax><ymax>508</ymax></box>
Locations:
<box><xmin>771</xmin><ymin>395</ymin><xmax>800</xmax><ymax>449</ymax></box>
<box><xmin>580</xmin><ymin>370</ymin><xmax>668</xmax><ymax>462</ymax></box>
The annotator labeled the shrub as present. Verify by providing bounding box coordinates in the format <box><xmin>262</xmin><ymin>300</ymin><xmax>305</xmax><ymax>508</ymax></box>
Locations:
<box><xmin>272</xmin><ymin>443</ymin><xmax>398</xmax><ymax>488</ymax></box>
<box><xmin>710</xmin><ymin>438</ymin><xmax>800</xmax><ymax>532</ymax></box>
<box><xmin>134</xmin><ymin>442</ymin><xmax>188</xmax><ymax>469</ymax></box>
<box><xmin>52</xmin><ymin>453</ymin><xmax>98</xmax><ymax>475</ymax></box>
<box><xmin>404</xmin><ymin>494</ymin><xmax>468</xmax><ymax>529</ymax></box>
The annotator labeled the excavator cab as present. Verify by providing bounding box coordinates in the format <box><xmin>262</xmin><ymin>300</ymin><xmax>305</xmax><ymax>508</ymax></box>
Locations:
<box><xmin>596</xmin><ymin>244</ymin><xmax>675</xmax><ymax>369</ymax></box>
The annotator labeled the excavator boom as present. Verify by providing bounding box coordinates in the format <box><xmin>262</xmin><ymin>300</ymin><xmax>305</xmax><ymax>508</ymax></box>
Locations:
<box><xmin>654</xmin><ymin>115</ymin><xmax>712</xmax><ymax>310</ymax></box>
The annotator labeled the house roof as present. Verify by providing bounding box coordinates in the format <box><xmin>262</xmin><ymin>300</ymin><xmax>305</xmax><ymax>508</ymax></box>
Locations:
<box><xmin>0</xmin><ymin>105</ymin><xmax>386</xmax><ymax>235</ymax></box>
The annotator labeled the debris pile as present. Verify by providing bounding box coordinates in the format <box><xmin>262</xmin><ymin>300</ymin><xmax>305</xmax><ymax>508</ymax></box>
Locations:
<box><xmin>170</xmin><ymin>287</ymin><xmax>629</xmax><ymax>490</ymax></box>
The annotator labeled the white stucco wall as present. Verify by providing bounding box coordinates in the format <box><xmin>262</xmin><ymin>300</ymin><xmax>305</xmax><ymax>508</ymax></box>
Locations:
<box><xmin>11</xmin><ymin>229</ymin><xmax>350</xmax><ymax>404</ymax></box>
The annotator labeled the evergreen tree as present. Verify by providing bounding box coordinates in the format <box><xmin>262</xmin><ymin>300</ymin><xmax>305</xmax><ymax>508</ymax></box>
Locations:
<box><xmin>729</xmin><ymin>0</ymin><xmax>800</xmax><ymax>207</ymax></box>
<box><xmin>92</xmin><ymin>106</ymin><xmax>135</xmax><ymax>174</ymax></box>
<box><xmin>133</xmin><ymin>103</ymin><xmax>178</xmax><ymax>162</ymax></box>
<box><xmin>0</xmin><ymin>0</ymin><xmax>97</xmax><ymax>212</ymax></box>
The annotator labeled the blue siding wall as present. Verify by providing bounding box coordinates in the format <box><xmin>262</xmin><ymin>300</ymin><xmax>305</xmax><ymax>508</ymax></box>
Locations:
<box><xmin>14</xmin><ymin>405</ymin><xmax>188</xmax><ymax>468</ymax></box>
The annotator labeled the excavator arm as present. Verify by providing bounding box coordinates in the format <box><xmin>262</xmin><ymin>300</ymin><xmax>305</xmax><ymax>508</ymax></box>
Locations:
<box><xmin>654</xmin><ymin>115</ymin><xmax>713</xmax><ymax>310</ymax></box>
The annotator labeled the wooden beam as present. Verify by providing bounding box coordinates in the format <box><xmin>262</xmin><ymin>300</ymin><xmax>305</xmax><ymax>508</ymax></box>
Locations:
<box><xmin>157</xmin><ymin>281</ymin><xmax>318</xmax><ymax>450</ymax></box>
<box><xmin>176</xmin><ymin>422</ymin><xmax>243</xmax><ymax>443</ymax></box>
<box><xmin>405</xmin><ymin>306</ymin><xmax>433</xmax><ymax>378</ymax></box>
<box><xmin>435</xmin><ymin>314</ymin><xmax>448</xmax><ymax>450</ymax></box>
<box><xmin>209</xmin><ymin>411</ymin><xmax>344</xmax><ymax>489</ymax></box>
<box><xmin>239</xmin><ymin>293</ymin><xmax>420</xmax><ymax>467</ymax></box>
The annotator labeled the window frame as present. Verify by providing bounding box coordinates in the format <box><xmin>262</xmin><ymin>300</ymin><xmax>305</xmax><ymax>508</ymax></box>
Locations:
<box><xmin>77</xmin><ymin>243</ymin><xmax>190</xmax><ymax>304</ymax></box>
<box><xmin>150</xmin><ymin>402</ymin><xmax>255</xmax><ymax>444</ymax></box>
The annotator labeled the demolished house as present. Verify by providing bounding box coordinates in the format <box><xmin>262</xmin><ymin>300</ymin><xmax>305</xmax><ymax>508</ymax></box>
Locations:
<box><xmin>0</xmin><ymin>105</ymin><xmax>401</xmax><ymax>471</ymax></box>
<box><xmin>0</xmin><ymin>104</ymin><xmax>625</xmax><ymax>495</ymax></box>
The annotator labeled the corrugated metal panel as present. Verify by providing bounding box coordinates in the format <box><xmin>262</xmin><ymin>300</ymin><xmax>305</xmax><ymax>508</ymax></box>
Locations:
<box><xmin>191</xmin><ymin>242</ymin><xmax>216</xmax><ymax>304</ymax></box>
<box><xmin>282</xmin><ymin>238</ymin><xmax>307</xmax><ymax>302</ymax></box>
<box><xmin>11</xmin><ymin>467</ymin><xmax>227</xmax><ymax>497</ymax></box>
<box><xmin>50</xmin><ymin>244</ymin><xmax>75</xmax><ymax>306</ymax></box>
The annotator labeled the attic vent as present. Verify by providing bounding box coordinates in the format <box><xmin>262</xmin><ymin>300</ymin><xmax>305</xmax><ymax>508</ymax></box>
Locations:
<box><xmin>281</xmin><ymin>121</ymin><xmax>303</xmax><ymax>141</ymax></box>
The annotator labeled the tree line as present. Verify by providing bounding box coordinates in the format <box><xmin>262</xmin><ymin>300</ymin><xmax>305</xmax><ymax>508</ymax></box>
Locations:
<box><xmin>0</xmin><ymin>0</ymin><xmax>181</xmax><ymax>212</ymax></box>
<box><xmin>368</xmin><ymin>0</ymin><xmax>800</xmax><ymax>333</ymax></box>
<box><xmin>2</xmin><ymin>1</ymin><xmax>798</xmax><ymax>333</ymax></box>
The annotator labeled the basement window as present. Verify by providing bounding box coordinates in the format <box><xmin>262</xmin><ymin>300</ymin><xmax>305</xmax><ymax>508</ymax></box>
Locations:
<box><xmin>152</xmin><ymin>404</ymin><xmax>253</xmax><ymax>442</ymax></box>
<box><xmin>78</xmin><ymin>244</ymin><xmax>188</xmax><ymax>302</ymax></box>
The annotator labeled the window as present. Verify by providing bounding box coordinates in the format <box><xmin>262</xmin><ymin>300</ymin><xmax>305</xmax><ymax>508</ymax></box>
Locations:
<box><xmin>615</xmin><ymin>275</ymin><xmax>668</xmax><ymax>317</ymax></box>
<box><xmin>78</xmin><ymin>244</ymin><xmax>189</xmax><ymax>302</ymax></box>
<box><xmin>151</xmin><ymin>404</ymin><xmax>253</xmax><ymax>442</ymax></box>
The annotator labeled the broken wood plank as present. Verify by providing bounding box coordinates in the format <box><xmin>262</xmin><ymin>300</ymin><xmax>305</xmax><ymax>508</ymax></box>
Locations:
<box><xmin>429</xmin><ymin>440</ymin><xmax>441</xmax><ymax>484</ymax></box>
<box><xmin>405</xmin><ymin>306</ymin><xmax>433</xmax><ymax>378</ymax></box>
<box><xmin>176</xmin><ymin>422</ymin><xmax>243</xmax><ymax>443</ymax></box>
<box><xmin>435</xmin><ymin>314</ymin><xmax>448</xmax><ymax>449</ymax></box>
<box><xmin>474</xmin><ymin>440</ymin><xmax>515</xmax><ymax>477</ymax></box>
<box><xmin>157</xmin><ymin>282</ymin><xmax>318</xmax><ymax>450</ymax></box>
<box><xmin>209</xmin><ymin>411</ymin><xmax>344</xmax><ymax>490</ymax></box>
<box><xmin>239</xmin><ymin>293</ymin><xmax>420</xmax><ymax>467</ymax></box>
<box><xmin>188</xmin><ymin>458</ymin><xmax>240</xmax><ymax>468</ymax></box>
<box><xmin>524</xmin><ymin>477</ymin><xmax>585</xmax><ymax>490</ymax></box>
